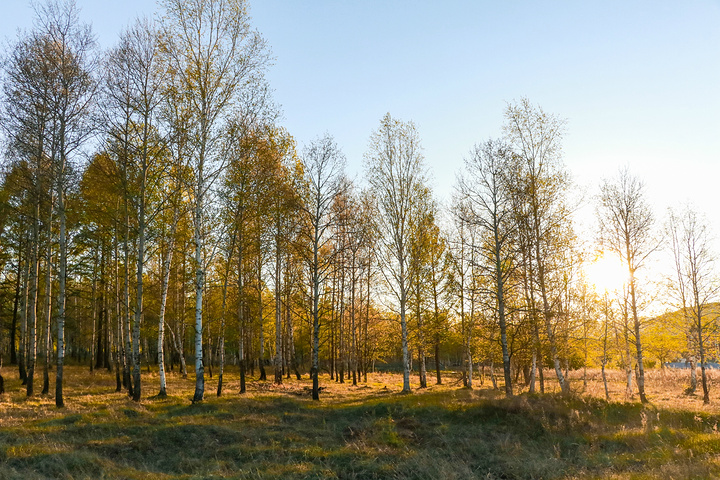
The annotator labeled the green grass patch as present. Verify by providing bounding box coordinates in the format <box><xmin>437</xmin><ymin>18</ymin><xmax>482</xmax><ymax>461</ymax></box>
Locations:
<box><xmin>2</xmin><ymin>366</ymin><xmax>720</xmax><ymax>478</ymax></box>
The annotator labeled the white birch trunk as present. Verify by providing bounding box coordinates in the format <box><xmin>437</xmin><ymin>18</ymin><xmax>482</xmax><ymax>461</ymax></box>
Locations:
<box><xmin>55</xmin><ymin>189</ymin><xmax>67</xmax><ymax>408</ymax></box>
<box><xmin>157</xmin><ymin>221</ymin><xmax>176</xmax><ymax>397</ymax></box>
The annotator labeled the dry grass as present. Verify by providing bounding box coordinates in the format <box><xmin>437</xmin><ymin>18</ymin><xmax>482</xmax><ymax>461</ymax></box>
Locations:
<box><xmin>1</xmin><ymin>365</ymin><xmax>719</xmax><ymax>479</ymax></box>
<box><xmin>530</xmin><ymin>367</ymin><xmax>720</xmax><ymax>413</ymax></box>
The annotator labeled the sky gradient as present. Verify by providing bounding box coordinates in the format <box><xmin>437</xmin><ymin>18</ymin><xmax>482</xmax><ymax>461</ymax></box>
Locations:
<box><xmin>3</xmin><ymin>0</ymin><xmax>720</xmax><ymax>287</ymax></box>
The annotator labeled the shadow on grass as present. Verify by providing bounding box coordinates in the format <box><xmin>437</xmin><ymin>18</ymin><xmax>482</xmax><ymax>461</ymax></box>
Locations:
<box><xmin>3</xmin><ymin>388</ymin><xmax>720</xmax><ymax>479</ymax></box>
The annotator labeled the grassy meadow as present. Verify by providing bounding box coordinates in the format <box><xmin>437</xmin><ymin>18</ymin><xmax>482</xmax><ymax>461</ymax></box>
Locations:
<box><xmin>1</xmin><ymin>365</ymin><xmax>720</xmax><ymax>479</ymax></box>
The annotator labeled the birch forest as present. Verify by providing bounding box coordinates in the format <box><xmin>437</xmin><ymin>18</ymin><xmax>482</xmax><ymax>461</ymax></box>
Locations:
<box><xmin>2</xmin><ymin>0</ymin><xmax>719</xmax><ymax>404</ymax></box>
<box><xmin>2</xmin><ymin>2</ymin><xmax>720</xmax><ymax>478</ymax></box>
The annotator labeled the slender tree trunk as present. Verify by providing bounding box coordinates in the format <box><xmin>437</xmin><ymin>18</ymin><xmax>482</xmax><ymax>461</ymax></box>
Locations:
<box><xmin>257</xmin><ymin>266</ymin><xmax>266</xmax><ymax>382</ymax></box>
<box><xmin>55</xmin><ymin>187</ymin><xmax>67</xmax><ymax>408</ymax></box>
<box><xmin>90</xmin><ymin>305</ymin><xmax>97</xmax><ymax>372</ymax></box>
<box><xmin>237</xmin><ymin>236</ymin><xmax>246</xmax><ymax>394</ymax></box>
<box><xmin>622</xmin><ymin>312</ymin><xmax>633</xmax><ymax>398</ymax></box>
<box><xmin>239</xmin><ymin>329</ymin><xmax>246</xmax><ymax>394</ymax></box>
<box><xmin>10</xmin><ymin>244</ymin><xmax>22</xmax><ymax>365</ymax></box>
<box><xmin>42</xmin><ymin>241</ymin><xmax>52</xmax><ymax>395</ymax></box>
<box><xmin>489</xmin><ymin>362</ymin><xmax>498</xmax><ymax>390</ymax></box>
<box><xmin>602</xmin><ymin>296</ymin><xmax>610</xmax><ymax>401</ymax></box>
<box><xmin>467</xmin><ymin>270</ymin><xmax>475</xmax><ymax>390</ymax></box>
<box><xmin>345</xmin><ymin>244</ymin><xmax>359</xmax><ymax>387</ymax></box>
<box><xmin>529</xmin><ymin>350</ymin><xmax>537</xmax><ymax>394</ymax></box>
<box><xmin>96</xmin><ymin>247</ymin><xmax>106</xmax><ymax>370</ymax></box>
<box><xmin>287</xmin><ymin>288</ymin><xmax>300</xmax><ymax>380</ymax></box>
<box><xmin>103</xmin><ymin>269</ymin><xmax>111</xmax><ymax>370</ymax></box>
<box><xmin>274</xmin><ymin>232</ymin><xmax>283</xmax><ymax>385</ymax></box>
<box><xmin>689</xmin><ymin>355</ymin><xmax>698</xmax><ymax>394</ymax></box>
<box><xmin>538</xmin><ymin>271</ymin><xmax>567</xmax><ymax>394</ymax></box>
<box><xmin>583</xmin><ymin>322</ymin><xmax>589</xmax><ymax>390</ymax></box>
<box><xmin>338</xmin><ymin>262</ymin><xmax>345</xmax><ymax>385</ymax></box>
<box><xmin>400</xmin><ymin>271</ymin><xmax>411</xmax><ymax>393</ymax></box>
<box><xmin>351</xmin><ymin>268</ymin><xmax>358</xmax><ymax>387</ymax></box>
<box><xmin>192</xmin><ymin>182</ymin><xmax>205</xmax><ymax>402</ymax></box>
<box><xmin>434</xmin><ymin>340</ymin><xmax>441</xmax><ymax>385</ymax></box>
<box><xmin>157</xmin><ymin>226</ymin><xmax>176</xmax><ymax>398</ymax></box>
<box><xmin>19</xmin><ymin>249</ymin><xmax>29</xmax><ymax>384</ymax></box>
<box><xmin>415</xmin><ymin>273</ymin><xmax>426</xmax><ymax>389</ymax></box>
<box><xmin>628</xmin><ymin>267</ymin><xmax>647</xmax><ymax>402</ymax></box>
<box><xmin>312</xmin><ymin>289</ymin><xmax>320</xmax><ymax>400</ymax></box>
<box><xmin>493</xmin><ymin>224</ymin><xmax>512</xmax><ymax>397</ymax></box>
<box><xmin>330</xmin><ymin>266</ymin><xmax>337</xmax><ymax>381</ymax></box>
<box><xmin>699</xmin><ymin>337</ymin><xmax>710</xmax><ymax>404</ymax></box>
<box><xmin>27</xmin><ymin>200</ymin><xmax>40</xmax><ymax>397</ymax></box>
<box><xmin>694</xmin><ymin>301</ymin><xmax>710</xmax><ymax>404</ymax></box>
<box><xmin>123</xmin><ymin>208</ymin><xmax>133</xmax><ymax>397</ymax></box>
<box><xmin>432</xmin><ymin>270</ymin><xmax>442</xmax><ymax>385</ymax></box>
<box><xmin>364</xmin><ymin>262</ymin><xmax>371</xmax><ymax>384</ymax></box>
<box><xmin>217</xmin><ymin>247</ymin><xmax>233</xmax><ymax>396</ymax></box>
<box><xmin>176</xmin><ymin>254</ymin><xmax>188</xmax><ymax>379</ymax></box>
<box><xmin>467</xmin><ymin>347</ymin><xmax>473</xmax><ymax>389</ymax></box>
<box><xmin>132</xmin><ymin>192</ymin><xmax>146</xmax><ymax>402</ymax></box>
<box><xmin>114</xmin><ymin>223</ymin><xmax>124</xmax><ymax>392</ymax></box>
<box><xmin>311</xmin><ymin>233</ymin><xmax>321</xmax><ymax>400</ymax></box>
<box><xmin>90</xmin><ymin>241</ymin><xmax>99</xmax><ymax>374</ymax></box>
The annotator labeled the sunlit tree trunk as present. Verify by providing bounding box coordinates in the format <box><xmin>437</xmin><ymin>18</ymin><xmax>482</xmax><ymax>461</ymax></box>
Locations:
<box><xmin>122</xmin><ymin>206</ymin><xmax>133</xmax><ymax>397</ymax></box>
<box><xmin>668</xmin><ymin>207</ymin><xmax>717</xmax><ymax>404</ymax></box>
<box><xmin>217</xmin><ymin>227</ymin><xmax>236</xmax><ymax>396</ymax></box>
<box><xmin>504</xmin><ymin>99</ymin><xmax>571</xmax><ymax>395</ymax></box>
<box><xmin>256</xmin><ymin>260</ymin><xmax>266</xmax><ymax>382</ymax></box>
<box><xmin>237</xmin><ymin>236</ymin><xmax>247</xmax><ymax>394</ymax></box>
<box><xmin>601</xmin><ymin>293</ymin><xmax>611</xmax><ymax>401</ymax></box>
<box><xmin>366</xmin><ymin>114</ymin><xmax>429</xmax><ymax>395</ymax></box>
<box><xmin>115</xmin><ymin>218</ymin><xmax>124</xmax><ymax>392</ymax></box>
<box><xmin>90</xmin><ymin>241</ymin><xmax>99</xmax><ymax>375</ymax></box>
<box><xmin>599</xmin><ymin>169</ymin><xmax>656</xmax><ymax>403</ymax></box>
<box><xmin>157</xmin><ymin>212</ymin><xmax>177</xmax><ymax>397</ymax></box>
<box><xmin>161</xmin><ymin>0</ymin><xmax>271</xmax><ymax>404</ymax></box>
<box><xmin>131</xmin><ymin>157</ymin><xmax>147</xmax><ymax>402</ymax></box>
<box><xmin>55</xmin><ymin>187</ymin><xmax>67</xmax><ymax>408</ymax></box>
<box><xmin>19</xmin><ymin>247</ymin><xmax>29</xmax><ymax>385</ymax></box>
<box><xmin>26</xmin><ymin>200</ymin><xmax>39</xmax><ymax>397</ymax></box>
<box><xmin>42</xmin><ymin>229</ymin><xmax>52</xmax><ymax>395</ymax></box>
<box><xmin>274</xmin><ymin>221</ymin><xmax>283</xmax><ymax>385</ymax></box>
<box><xmin>193</xmin><ymin>197</ymin><xmax>205</xmax><ymax>402</ymax></box>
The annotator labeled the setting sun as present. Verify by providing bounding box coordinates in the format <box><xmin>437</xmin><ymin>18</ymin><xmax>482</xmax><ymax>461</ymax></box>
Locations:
<box><xmin>587</xmin><ymin>252</ymin><xmax>627</xmax><ymax>293</ymax></box>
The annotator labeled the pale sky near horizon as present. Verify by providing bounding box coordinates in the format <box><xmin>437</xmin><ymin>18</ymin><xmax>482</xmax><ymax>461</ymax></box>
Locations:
<box><xmin>2</xmin><ymin>0</ymin><xmax>720</xmax><ymax>305</ymax></box>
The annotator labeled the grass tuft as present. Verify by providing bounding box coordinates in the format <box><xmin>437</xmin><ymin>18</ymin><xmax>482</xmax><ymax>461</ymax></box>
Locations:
<box><xmin>2</xmin><ymin>366</ymin><xmax>720</xmax><ymax>478</ymax></box>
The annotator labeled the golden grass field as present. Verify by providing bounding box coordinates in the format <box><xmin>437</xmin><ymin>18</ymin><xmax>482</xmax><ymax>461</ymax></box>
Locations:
<box><xmin>1</xmin><ymin>365</ymin><xmax>720</xmax><ymax>479</ymax></box>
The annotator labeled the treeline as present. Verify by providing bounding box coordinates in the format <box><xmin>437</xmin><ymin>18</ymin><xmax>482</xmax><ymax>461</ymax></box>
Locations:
<box><xmin>1</xmin><ymin>0</ymin><xmax>718</xmax><ymax>408</ymax></box>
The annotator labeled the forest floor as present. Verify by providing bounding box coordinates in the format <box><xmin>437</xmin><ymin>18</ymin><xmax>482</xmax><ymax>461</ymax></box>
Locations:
<box><xmin>1</xmin><ymin>365</ymin><xmax>720</xmax><ymax>479</ymax></box>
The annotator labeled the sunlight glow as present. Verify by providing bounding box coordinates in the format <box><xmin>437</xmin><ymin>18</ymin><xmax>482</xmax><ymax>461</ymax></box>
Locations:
<box><xmin>587</xmin><ymin>252</ymin><xmax>627</xmax><ymax>293</ymax></box>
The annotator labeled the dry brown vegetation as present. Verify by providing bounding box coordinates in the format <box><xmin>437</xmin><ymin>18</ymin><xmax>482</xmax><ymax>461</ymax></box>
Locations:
<box><xmin>2</xmin><ymin>365</ymin><xmax>720</xmax><ymax>479</ymax></box>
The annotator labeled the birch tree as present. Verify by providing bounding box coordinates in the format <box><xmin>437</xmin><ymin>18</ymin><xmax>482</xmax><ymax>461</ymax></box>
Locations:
<box><xmin>457</xmin><ymin>139</ymin><xmax>517</xmax><ymax>397</ymax></box>
<box><xmin>407</xmin><ymin>191</ymin><xmax>433</xmax><ymax>389</ymax></box>
<box><xmin>504</xmin><ymin>98</ymin><xmax>572</xmax><ymax>395</ymax></box>
<box><xmin>33</xmin><ymin>0</ymin><xmax>97</xmax><ymax>408</ymax></box>
<box><xmin>161</xmin><ymin>0</ymin><xmax>269</xmax><ymax>403</ymax></box>
<box><xmin>365</xmin><ymin>113</ymin><xmax>429</xmax><ymax>394</ymax></box>
<box><xmin>448</xmin><ymin>202</ymin><xmax>472</xmax><ymax>388</ymax></box>
<box><xmin>597</xmin><ymin>168</ymin><xmax>656</xmax><ymax>403</ymax></box>
<box><xmin>103</xmin><ymin>17</ymin><xmax>169</xmax><ymax>401</ymax></box>
<box><xmin>297</xmin><ymin>134</ymin><xmax>345</xmax><ymax>400</ymax></box>
<box><xmin>1</xmin><ymin>27</ymin><xmax>55</xmax><ymax>398</ymax></box>
<box><xmin>425</xmin><ymin>217</ymin><xmax>448</xmax><ymax>385</ymax></box>
<box><xmin>668</xmin><ymin>206</ymin><xmax>718</xmax><ymax>404</ymax></box>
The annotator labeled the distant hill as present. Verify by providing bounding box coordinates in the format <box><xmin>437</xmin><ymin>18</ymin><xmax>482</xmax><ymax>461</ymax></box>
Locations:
<box><xmin>644</xmin><ymin>302</ymin><xmax>720</xmax><ymax>366</ymax></box>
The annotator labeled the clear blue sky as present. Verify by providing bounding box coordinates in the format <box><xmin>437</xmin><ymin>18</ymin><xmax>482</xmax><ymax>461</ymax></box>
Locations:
<box><xmin>3</xmin><ymin>0</ymin><xmax>720</xmax><ymax>267</ymax></box>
